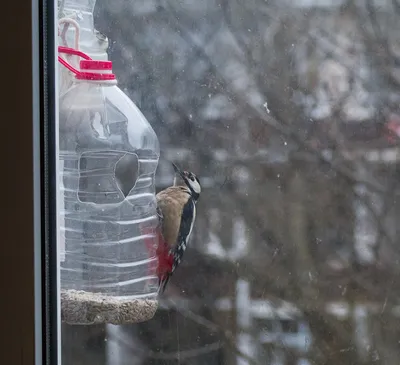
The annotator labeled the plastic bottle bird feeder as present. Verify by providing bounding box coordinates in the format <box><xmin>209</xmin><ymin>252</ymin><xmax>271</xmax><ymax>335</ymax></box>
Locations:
<box><xmin>58</xmin><ymin>47</ymin><xmax>160</xmax><ymax>325</ymax></box>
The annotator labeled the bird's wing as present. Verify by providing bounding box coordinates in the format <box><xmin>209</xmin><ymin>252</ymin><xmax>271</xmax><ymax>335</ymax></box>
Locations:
<box><xmin>172</xmin><ymin>198</ymin><xmax>195</xmax><ymax>271</ymax></box>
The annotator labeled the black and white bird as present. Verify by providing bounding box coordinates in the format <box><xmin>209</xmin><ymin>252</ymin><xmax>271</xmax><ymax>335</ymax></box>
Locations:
<box><xmin>155</xmin><ymin>162</ymin><xmax>201</xmax><ymax>294</ymax></box>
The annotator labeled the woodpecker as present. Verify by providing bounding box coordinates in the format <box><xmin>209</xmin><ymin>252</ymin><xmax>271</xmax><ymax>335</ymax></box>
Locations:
<box><xmin>155</xmin><ymin>162</ymin><xmax>201</xmax><ymax>294</ymax></box>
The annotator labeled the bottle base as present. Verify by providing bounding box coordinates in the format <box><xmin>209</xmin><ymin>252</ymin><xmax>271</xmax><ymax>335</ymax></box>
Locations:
<box><xmin>60</xmin><ymin>289</ymin><xmax>158</xmax><ymax>325</ymax></box>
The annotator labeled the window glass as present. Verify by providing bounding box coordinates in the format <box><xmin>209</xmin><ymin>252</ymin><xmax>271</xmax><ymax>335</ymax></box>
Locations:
<box><xmin>58</xmin><ymin>1</ymin><xmax>400</xmax><ymax>364</ymax></box>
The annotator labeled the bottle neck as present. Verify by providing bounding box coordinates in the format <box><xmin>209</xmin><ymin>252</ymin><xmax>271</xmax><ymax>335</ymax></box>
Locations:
<box><xmin>75</xmin><ymin>78</ymin><xmax>117</xmax><ymax>86</ymax></box>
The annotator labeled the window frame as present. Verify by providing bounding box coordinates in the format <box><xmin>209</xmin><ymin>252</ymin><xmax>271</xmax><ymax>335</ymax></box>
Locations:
<box><xmin>2</xmin><ymin>0</ymin><xmax>58</xmax><ymax>364</ymax></box>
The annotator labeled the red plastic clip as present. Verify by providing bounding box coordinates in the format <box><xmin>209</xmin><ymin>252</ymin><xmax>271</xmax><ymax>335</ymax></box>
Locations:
<box><xmin>58</xmin><ymin>46</ymin><xmax>115</xmax><ymax>81</ymax></box>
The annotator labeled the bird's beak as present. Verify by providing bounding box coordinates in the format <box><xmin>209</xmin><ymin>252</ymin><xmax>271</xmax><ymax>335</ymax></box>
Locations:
<box><xmin>172</xmin><ymin>162</ymin><xmax>185</xmax><ymax>179</ymax></box>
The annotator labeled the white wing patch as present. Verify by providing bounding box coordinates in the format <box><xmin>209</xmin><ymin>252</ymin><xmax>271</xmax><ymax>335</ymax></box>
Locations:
<box><xmin>186</xmin><ymin>199</ymin><xmax>196</xmax><ymax>244</ymax></box>
<box><xmin>171</xmin><ymin>200</ymin><xmax>196</xmax><ymax>272</ymax></box>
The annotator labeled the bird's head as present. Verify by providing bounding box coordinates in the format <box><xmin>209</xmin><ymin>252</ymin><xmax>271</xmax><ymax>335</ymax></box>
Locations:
<box><xmin>172</xmin><ymin>162</ymin><xmax>201</xmax><ymax>201</ymax></box>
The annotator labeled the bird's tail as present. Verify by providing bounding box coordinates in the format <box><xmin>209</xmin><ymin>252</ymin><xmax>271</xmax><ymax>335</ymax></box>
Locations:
<box><xmin>157</xmin><ymin>273</ymin><xmax>171</xmax><ymax>295</ymax></box>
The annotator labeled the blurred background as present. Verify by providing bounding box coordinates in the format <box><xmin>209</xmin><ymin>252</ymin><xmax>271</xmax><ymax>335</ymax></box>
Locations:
<box><xmin>62</xmin><ymin>0</ymin><xmax>400</xmax><ymax>364</ymax></box>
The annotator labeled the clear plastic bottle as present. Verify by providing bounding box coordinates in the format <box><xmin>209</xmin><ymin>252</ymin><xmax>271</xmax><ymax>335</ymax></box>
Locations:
<box><xmin>59</xmin><ymin>59</ymin><xmax>160</xmax><ymax>299</ymax></box>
